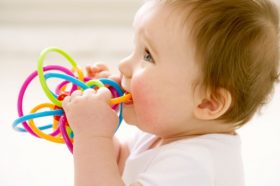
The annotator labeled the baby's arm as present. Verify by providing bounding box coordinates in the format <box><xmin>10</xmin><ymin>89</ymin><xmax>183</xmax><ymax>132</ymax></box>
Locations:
<box><xmin>63</xmin><ymin>86</ymin><xmax>126</xmax><ymax>185</ymax></box>
<box><xmin>63</xmin><ymin>63</ymin><xmax>137</xmax><ymax>186</ymax></box>
<box><xmin>114</xmin><ymin>137</ymin><xmax>130</xmax><ymax>174</ymax></box>
<box><xmin>86</xmin><ymin>64</ymin><xmax>142</xmax><ymax>185</ymax></box>
<box><xmin>86</xmin><ymin>63</ymin><xmax>129</xmax><ymax>172</ymax></box>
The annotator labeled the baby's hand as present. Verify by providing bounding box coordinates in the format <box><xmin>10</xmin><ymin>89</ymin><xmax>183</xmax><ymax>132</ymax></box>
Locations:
<box><xmin>62</xmin><ymin>87</ymin><xmax>119</xmax><ymax>139</ymax></box>
<box><xmin>86</xmin><ymin>63</ymin><xmax>110</xmax><ymax>79</ymax></box>
<box><xmin>85</xmin><ymin>63</ymin><xmax>121</xmax><ymax>84</ymax></box>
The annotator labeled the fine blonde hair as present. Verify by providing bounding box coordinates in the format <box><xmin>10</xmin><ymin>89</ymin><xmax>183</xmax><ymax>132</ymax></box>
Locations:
<box><xmin>157</xmin><ymin>0</ymin><xmax>280</xmax><ymax>126</ymax></box>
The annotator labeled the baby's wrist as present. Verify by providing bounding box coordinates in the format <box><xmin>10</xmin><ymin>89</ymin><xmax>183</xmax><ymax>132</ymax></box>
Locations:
<box><xmin>74</xmin><ymin>133</ymin><xmax>113</xmax><ymax>143</ymax></box>
<box><xmin>73</xmin><ymin>135</ymin><xmax>114</xmax><ymax>152</ymax></box>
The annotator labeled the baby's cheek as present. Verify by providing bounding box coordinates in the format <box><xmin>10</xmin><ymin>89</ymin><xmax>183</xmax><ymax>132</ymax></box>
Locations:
<box><xmin>131</xmin><ymin>77</ymin><xmax>160</xmax><ymax>125</ymax></box>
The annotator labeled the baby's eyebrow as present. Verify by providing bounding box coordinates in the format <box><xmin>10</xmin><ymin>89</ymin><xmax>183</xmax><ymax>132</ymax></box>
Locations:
<box><xmin>140</xmin><ymin>28</ymin><xmax>159</xmax><ymax>57</ymax></box>
<box><xmin>132</xmin><ymin>15</ymin><xmax>159</xmax><ymax>57</ymax></box>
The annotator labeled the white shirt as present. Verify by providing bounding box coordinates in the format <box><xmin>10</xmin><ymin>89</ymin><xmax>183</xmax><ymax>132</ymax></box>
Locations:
<box><xmin>122</xmin><ymin>131</ymin><xmax>244</xmax><ymax>186</ymax></box>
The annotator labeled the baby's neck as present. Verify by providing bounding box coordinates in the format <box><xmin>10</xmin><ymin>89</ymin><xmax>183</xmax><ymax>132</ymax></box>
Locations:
<box><xmin>154</xmin><ymin>121</ymin><xmax>236</xmax><ymax>147</ymax></box>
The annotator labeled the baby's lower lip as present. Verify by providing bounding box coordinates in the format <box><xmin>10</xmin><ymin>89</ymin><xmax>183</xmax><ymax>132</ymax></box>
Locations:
<box><xmin>124</xmin><ymin>100</ymin><xmax>133</xmax><ymax>105</ymax></box>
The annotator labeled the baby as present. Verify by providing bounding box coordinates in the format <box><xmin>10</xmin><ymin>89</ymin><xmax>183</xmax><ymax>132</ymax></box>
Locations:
<box><xmin>62</xmin><ymin>0</ymin><xmax>279</xmax><ymax>185</ymax></box>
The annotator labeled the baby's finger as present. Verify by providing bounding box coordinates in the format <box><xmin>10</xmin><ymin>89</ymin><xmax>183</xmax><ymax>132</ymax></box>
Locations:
<box><xmin>95</xmin><ymin>63</ymin><xmax>109</xmax><ymax>71</ymax></box>
<box><xmin>85</xmin><ymin>64</ymin><xmax>92</xmax><ymax>72</ymax></box>
<box><xmin>108</xmin><ymin>74</ymin><xmax>121</xmax><ymax>84</ymax></box>
<box><xmin>62</xmin><ymin>96</ymin><xmax>71</xmax><ymax>108</ymax></box>
<box><xmin>86</xmin><ymin>63</ymin><xmax>109</xmax><ymax>78</ymax></box>
<box><xmin>70</xmin><ymin>90</ymin><xmax>83</xmax><ymax>101</ymax></box>
<box><xmin>86</xmin><ymin>63</ymin><xmax>108</xmax><ymax>72</ymax></box>
<box><xmin>96</xmin><ymin>87</ymin><xmax>112</xmax><ymax>102</ymax></box>
<box><xmin>86</xmin><ymin>65</ymin><xmax>99</xmax><ymax>77</ymax></box>
<box><xmin>83</xmin><ymin>88</ymin><xmax>96</xmax><ymax>97</ymax></box>
<box><xmin>95</xmin><ymin>70</ymin><xmax>111</xmax><ymax>78</ymax></box>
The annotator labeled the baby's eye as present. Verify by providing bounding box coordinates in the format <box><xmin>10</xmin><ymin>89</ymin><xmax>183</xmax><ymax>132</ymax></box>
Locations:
<box><xmin>143</xmin><ymin>48</ymin><xmax>154</xmax><ymax>63</ymax></box>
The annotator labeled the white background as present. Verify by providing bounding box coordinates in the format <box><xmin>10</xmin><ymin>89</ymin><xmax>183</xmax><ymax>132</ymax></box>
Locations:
<box><xmin>0</xmin><ymin>0</ymin><xmax>279</xmax><ymax>185</ymax></box>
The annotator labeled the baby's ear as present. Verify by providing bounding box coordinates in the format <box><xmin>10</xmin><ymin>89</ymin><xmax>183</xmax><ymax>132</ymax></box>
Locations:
<box><xmin>193</xmin><ymin>87</ymin><xmax>232</xmax><ymax>120</ymax></box>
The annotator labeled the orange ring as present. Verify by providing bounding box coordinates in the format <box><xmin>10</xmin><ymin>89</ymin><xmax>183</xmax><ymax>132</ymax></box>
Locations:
<box><xmin>28</xmin><ymin>103</ymin><xmax>69</xmax><ymax>144</ymax></box>
<box><xmin>110</xmin><ymin>93</ymin><xmax>132</xmax><ymax>105</ymax></box>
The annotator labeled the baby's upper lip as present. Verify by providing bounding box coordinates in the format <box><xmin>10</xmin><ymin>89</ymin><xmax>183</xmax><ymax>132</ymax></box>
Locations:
<box><xmin>121</xmin><ymin>85</ymin><xmax>130</xmax><ymax>94</ymax></box>
<box><xmin>124</xmin><ymin>90</ymin><xmax>132</xmax><ymax>98</ymax></box>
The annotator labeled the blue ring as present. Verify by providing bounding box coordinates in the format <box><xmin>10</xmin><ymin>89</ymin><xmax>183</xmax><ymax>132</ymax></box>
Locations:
<box><xmin>99</xmin><ymin>78</ymin><xmax>124</xmax><ymax>130</ymax></box>
<box><xmin>14</xmin><ymin>75</ymin><xmax>124</xmax><ymax>133</ymax></box>
<box><xmin>99</xmin><ymin>78</ymin><xmax>123</xmax><ymax>95</ymax></box>
<box><xmin>44</xmin><ymin>74</ymin><xmax>124</xmax><ymax>129</ymax></box>
<box><xmin>13</xmin><ymin>109</ymin><xmax>64</xmax><ymax>132</ymax></box>
<box><xmin>44</xmin><ymin>72</ymin><xmax>90</xmax><ymax>93</ymax></box>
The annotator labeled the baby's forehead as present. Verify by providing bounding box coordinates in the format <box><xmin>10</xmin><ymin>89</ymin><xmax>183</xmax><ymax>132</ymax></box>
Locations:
<box><xmin>133</xmin><ymin>2</ymin><xmax>194</xmax><ymax>48</ymax></box>
<box><xmin>133</xmin><ymin>2</ymin><xmax>189</xmax><ymax>33</ymax></box>
<box><xmin>132</xmin><ymin>2</ymin><xmax>157</xmax><ymax>30</ymax></box>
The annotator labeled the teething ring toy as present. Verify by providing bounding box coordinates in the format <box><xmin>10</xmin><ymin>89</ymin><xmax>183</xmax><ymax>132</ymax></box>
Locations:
<box><xmin>13</xmin><ymin>47</ymin><xmax>132</xmax><ymax>153</ymax></box>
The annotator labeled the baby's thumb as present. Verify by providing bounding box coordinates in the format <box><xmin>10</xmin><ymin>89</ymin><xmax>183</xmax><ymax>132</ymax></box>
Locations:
<box><xmin>109</xmin><ymin>74</ymin><xmax>121</xmax><ymax>84</ymax></box>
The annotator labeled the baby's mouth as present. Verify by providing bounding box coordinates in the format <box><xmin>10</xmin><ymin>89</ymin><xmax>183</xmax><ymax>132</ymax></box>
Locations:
<box><xmin>110</xmin><ymin>91</ymin><xmax>133</xmax><ymax>105</ymax></box>
<box><xmin>124</xmin><ymin>91</ymin><xmax>133</xmax><ymax>105</ymax></box>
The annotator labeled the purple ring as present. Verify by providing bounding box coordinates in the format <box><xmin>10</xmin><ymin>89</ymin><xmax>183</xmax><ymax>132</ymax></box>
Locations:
<box><xmin>59</xmin><ymin>116</ymin><xmax>73</xmax><ymax>153</ymax></box>
<box><xmin>55</xmin><ymin>80</ymin><xmax>78</xmax><ymax>95</ymax></box>
<box><xmin>17</xmin><ymin>65</ymin><xmax>76</xmax><ymax>137</ymax></box>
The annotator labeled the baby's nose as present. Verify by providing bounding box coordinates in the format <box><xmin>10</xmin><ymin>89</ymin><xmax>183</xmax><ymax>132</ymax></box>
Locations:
<box><xmin>118</xmin><ymin>55</ymin><xmax>133</xmax><ymax>79</ymax></box>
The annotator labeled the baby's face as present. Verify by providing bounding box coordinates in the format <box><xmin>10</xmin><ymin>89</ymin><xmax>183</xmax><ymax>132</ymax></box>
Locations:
<box><xmin>119</xmin><ymin>1</ymin><xmax>201</xmax><ymax>137</ymax></box>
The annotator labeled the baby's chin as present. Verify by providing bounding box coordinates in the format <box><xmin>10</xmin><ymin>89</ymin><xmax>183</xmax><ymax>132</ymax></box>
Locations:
<box><xmin>121</xmin><ymin>109</ymin><xmax>137</xmax><ymax>125</ymax></box>
<box><xmin>122</xmin><ymin>116</ymin><xmax>137</xmax><ymax>126</ymax></box>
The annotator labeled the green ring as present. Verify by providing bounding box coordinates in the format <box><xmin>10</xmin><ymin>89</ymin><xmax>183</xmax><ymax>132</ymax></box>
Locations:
<box><xmin>86</xmin><ymin>79</ymin><xmax>105</xmax><ymax>88</ymax></box>
<box><xmin>37</xmin><ymin>47</ymin><xmax>78</xmax><ymax>107</ymax></box>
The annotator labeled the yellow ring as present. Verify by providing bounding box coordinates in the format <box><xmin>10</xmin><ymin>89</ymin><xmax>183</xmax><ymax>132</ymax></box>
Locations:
<box><xmin>28</xmin><ymin>103</ymin><xmax>66</xmax><ymax>144</ymax></box>
<box><xmin>72</xmin><ymin>65</ymin><xmax>84</xmax><ymax>81</ymax></box>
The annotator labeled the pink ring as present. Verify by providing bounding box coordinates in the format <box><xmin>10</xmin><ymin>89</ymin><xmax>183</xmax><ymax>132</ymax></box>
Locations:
<box><xmin>17</xmin><ymin>65</ymin><xmax>76</xmax><ymax>137</ymax></box>
<box><xmin>59</xmin><ymin>116</ymin><xmax>73</xmax><ymax>153</ymax></box>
